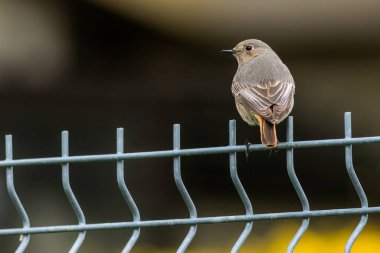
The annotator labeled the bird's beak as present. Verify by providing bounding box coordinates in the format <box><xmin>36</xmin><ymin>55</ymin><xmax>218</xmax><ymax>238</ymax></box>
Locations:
<box><xmin>221</xmin><ymin>49</ymin><xmax>236</xmax><ymax>54</ymax></box>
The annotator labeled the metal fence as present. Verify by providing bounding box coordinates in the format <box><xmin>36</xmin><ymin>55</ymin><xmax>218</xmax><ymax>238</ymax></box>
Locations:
<box><xmin>1</xmin><ymin>112</ymin><xmax>380</xmax><ymax>253</ymax></box>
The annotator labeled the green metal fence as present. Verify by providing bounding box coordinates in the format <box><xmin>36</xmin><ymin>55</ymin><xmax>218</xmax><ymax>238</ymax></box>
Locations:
<box><xmin>0</xmin><ymin>112</ymin><xmax>379</xmax><ymax>253</ymax></box>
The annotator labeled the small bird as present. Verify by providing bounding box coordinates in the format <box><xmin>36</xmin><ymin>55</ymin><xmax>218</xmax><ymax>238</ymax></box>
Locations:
<box><xmin>223</xmin><ymin>39</ymin><xmax>295</xmax><ymax>148</ymax></box>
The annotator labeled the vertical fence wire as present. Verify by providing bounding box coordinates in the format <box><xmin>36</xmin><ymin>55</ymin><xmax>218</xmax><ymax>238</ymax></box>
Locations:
<box><xmin>5</xmin><ymin>135</ymin><xmax>30</xmax><ymax>253</ymax></box>
<box><xmin>61</xmin><ymin>131</ymin><xmax>86</xmax><ymax>253</ymax></box>
<box><xmin>173</xmin><ymin>124</ymin><xmax>197</xmax><ymax>253</ymax></box>
<box><xmin>344</xmin><ymin>112</ymin><xmax>369</xmax><ymax>253</ymax></box>
<box><xmin>116</xmin><ymin>128</ymin><xmax>141</xmax><ymax>252</ymax></box>
<box><xmin>286</xmin><ymin>117</ymin><xmax>310</xmax><ymax>253</ymax></box>
<box><xmin>229</xmin><ymin>120</ymin><xmax>253</xmax><ymax>253</ymax></box>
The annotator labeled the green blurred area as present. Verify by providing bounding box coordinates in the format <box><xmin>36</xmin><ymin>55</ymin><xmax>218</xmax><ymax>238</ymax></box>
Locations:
<box><xmin>0</xmin><ymin>0</ymin><xmax>379</xmax><ymax>252</ymax></box>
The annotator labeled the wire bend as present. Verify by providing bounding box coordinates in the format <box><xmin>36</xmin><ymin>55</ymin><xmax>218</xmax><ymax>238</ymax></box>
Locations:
<box><xmin>286</xmin><ymin>117</ymin><xmax>310</xmax><ymax>253</ymax></box>
<box><xmin>343</xmin><ymin>112</ymin><xmax>368</xmax><ymax>253</ymax></box>
<box><xmin>229</xmin><ymin>120</ymin><xmax>253</xmax><ymax>253</ymax></box>
<box><xmin>61</xmin><ymin>131</ymin><xmax>86</xmax><ymax>253</ymax></box>
<box><xmin>173</xmin><ymin>124</ymin><xmax>197</xmax><ymax>253</ymax></box>
<box><xmin>5</xmin><ymin>135</ymin><xmax>30</xmax><ymax>253</ymax></box>
<box><xmin>116</xmin><ymin>128</ymin><xmax>141</xmax><ymax>252</ymax></box>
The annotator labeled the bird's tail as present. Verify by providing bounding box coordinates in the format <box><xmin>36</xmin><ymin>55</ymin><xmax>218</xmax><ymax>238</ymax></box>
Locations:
<box><xmin>259</xmin><ymin>117</ymin><xmax>278</xmax><ymax>148</ymax></box>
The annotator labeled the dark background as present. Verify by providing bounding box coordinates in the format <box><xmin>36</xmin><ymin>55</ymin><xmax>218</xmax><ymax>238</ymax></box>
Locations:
<box><xmin>0</xmin><ymin>0</ymin><xmax>379</xmax><ymax>252</ymax></box>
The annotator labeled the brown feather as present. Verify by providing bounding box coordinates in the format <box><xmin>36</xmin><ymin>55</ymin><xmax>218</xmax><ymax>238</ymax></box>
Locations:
<box><xmin>261</xmin><ymin>120</ymin><xmax>277</xmax><ymax>147</ymax></box>
<box><xmin>233</xmin><ymin>80</ymin><xmax>294</xmax><ymax>124</ymax></box>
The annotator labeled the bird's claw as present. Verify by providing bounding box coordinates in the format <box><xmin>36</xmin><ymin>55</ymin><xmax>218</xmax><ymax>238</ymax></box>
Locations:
<box><xmin>244</xmin><ymin>139</ymin><xmax>251</xmax><ymax>161</ymax></box>
<box><xmin>268</xmin><ymin>143</ymin><xmax>280</xmax><ymax>157</ymax></box>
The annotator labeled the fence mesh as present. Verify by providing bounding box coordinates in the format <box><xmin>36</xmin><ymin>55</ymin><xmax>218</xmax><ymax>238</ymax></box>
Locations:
<box><xmin>0</xmin><ymin>112</ymin><xmax>379</xmax><ymax>253</ymax></box>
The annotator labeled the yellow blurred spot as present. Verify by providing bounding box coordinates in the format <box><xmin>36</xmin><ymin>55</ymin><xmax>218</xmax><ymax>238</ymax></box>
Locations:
<box><xmin>134</xmin><ymin>223</ymin><xmax>380</xmax><ymax>253</ymax></box>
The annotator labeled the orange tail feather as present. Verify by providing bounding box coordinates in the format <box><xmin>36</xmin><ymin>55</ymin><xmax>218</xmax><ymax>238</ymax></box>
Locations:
<box><xmin>258</xmin><ymin>117</ymin><xmax>278</xmax><ymax>147</ymax></box>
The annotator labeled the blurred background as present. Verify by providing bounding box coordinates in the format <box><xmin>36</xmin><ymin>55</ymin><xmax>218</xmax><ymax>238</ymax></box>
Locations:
<box><xmin>0</xmin><ymin>0</ymin><xmax>380</xmax><ymax>252</ymax></box>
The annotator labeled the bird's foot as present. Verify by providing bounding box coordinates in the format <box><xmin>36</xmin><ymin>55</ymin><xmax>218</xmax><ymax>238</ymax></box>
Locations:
<box><xmin>244</xmin><ymin>139</ymin><xmax>252</xmax><ymax>161</ymax></box>
<box><xmin>268</xmin><ymin>142</ymin><xmax>280</xmax><ymax>158</ymax></box>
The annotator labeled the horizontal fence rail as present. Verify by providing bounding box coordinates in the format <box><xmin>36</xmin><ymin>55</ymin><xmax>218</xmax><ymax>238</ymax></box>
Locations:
<box><xmin>1</xmin><ymin>112</ymin><xmax>380</xmax><ymax>253</ymax></box>
<box><xmin>1</xmin><ymin>137</ymin><xmax>380</xmax><ymax>168</ymax></box>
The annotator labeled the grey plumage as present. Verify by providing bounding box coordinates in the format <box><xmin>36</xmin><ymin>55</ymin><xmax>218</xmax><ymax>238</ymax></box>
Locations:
<box><xmin>224</xmin><ymin>39</ymin><xmax>295</xmax><ymax>147</ymax></box>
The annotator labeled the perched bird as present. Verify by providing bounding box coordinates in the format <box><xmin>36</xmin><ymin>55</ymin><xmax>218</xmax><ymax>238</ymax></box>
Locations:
<box><xmin>223</xmin><ymin>39</ymin><xmax>295</xmax><ymax>148</ymax></box>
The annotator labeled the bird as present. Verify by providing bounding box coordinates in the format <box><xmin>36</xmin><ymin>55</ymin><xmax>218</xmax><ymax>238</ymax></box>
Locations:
<box><xmin>222</xmin><ymin>39</ymin><xmax>295</xmax><ymax>149</ymax></box>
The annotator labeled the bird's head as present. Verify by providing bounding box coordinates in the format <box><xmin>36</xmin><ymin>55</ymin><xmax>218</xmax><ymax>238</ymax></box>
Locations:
<box><xmin>222</xmin><ymin>39</ymin><xmax>272</xmax><ymax>65</ymax></box>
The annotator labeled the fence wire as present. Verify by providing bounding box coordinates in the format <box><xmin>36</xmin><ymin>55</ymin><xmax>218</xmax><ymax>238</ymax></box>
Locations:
<box><xmin>0</xmin><ymin>112</ymin><xmax>379</xmax><ymax>253</ymax></box>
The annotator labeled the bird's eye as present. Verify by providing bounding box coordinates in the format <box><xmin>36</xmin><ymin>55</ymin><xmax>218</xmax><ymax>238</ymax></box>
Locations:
<box><xmin>245</xmin><ymin>45</ymin><xmax>253</xmax><ymax>51</ymax></box>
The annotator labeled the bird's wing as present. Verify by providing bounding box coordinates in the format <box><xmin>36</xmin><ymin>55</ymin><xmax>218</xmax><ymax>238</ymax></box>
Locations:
<box><xmin>232</xmin><ymin>80</ymin><xmax>295</xmax><ymax>123</ymax></box>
